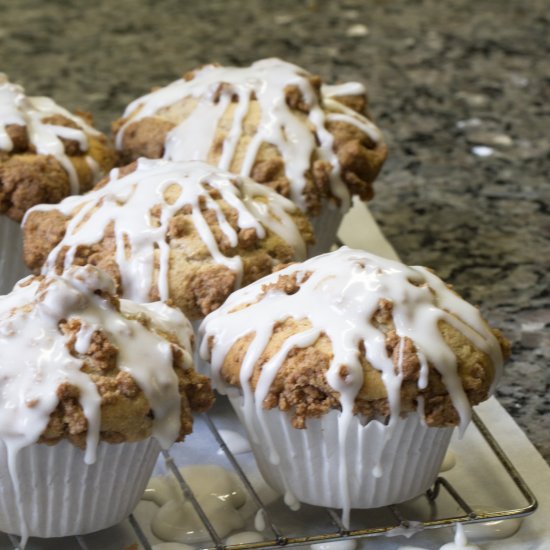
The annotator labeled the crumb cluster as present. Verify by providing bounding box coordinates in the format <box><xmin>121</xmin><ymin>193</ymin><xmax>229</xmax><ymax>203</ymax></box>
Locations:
<box><xmin>0</xmin><ymin>114</ymin><xmax>115</xmax><ymax>222</ymax></box>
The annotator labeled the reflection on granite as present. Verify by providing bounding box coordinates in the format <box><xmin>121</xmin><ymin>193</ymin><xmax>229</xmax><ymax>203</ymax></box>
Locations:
<box><xmin>1</xmin><ymin>0</ymin><xmax>548</xmax><ymax>459</ymax></box>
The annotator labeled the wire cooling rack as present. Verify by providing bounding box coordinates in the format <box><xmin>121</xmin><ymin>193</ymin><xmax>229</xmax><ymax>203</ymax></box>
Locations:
<box><xmin>2</xmin><ymin>397</ymin><xmax>538</xmax><ymax>550</ymax></box>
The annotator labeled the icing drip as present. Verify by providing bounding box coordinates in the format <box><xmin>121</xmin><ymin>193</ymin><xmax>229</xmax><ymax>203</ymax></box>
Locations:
<box><xmin>440</xmin><ymin>524</ymin><xmax>481</xmax><ymax>550</ymax></box>
<box><xmin>116</xmin><ymin>59</ymin><xmax>383</xmax><ymax>211</ymax></box>
<box><xmin>321</xmin><ymin>82</ymin><xmax>366</xmax><ymax>98</ymax></box>
<box><xmin>322</xmin><ymin>82</ymin><xmax>381</xmax><ymax>143</ymax></box>
<box><xmin>254</xmin><ymin>509</ymin><xmax>266</xmax><ymax>532</ymax></box>
<box><xmin>120</xmin><ymin>299</ymin><xmax>195</xmax><ymax>355</ymax></box>
<box><xmin>0</xmin><ymin>74</ymin><xmax>101</xmax><ymax>194</ymax></box>
<box><xmin>27</xmin><ymin>159</ymin><xmax>307</xmax><ymax>303</ymax></box>
<box><xmin>200</xmin><ymin>247</ymin><xmax>504</xmax><ymax>524</ymax></box>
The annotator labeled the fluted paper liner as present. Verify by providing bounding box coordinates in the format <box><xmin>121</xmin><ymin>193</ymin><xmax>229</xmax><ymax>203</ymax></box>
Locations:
<box><xmin>229</xmin><ymin>395</ymin><xmax>453</xmax><ymax>510</ymax></box>
<box><xmin>0</xmin><ymin>216</ymin><xmax>30</xmax><ymax>295</ymax></box>
<box><xmin>0</xmin><ymin>438</ymin><xmax>160</xmax><ymax>538</ymax></box>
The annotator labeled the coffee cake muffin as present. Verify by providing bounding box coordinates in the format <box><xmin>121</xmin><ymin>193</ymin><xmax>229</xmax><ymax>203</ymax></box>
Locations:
<box><xmin>0</xmin><ymin>74</ymin><xmax>116</xmax><ymax>294</ymax></box>
<box><xmin>113</xmin><ymin>58</ymin><xmax>387</xmax><ymax>255</ymax></box>
<box><xmin>200</xmin><ymin>247</ymin><xmax>509</xmax><ymax>523</ymax></box>
<box><xmin>0</xmin><ymin>265</ymin><xmax>213</xmax><ymax>541</ymax></box>
<box><xmin>23</xmin><ymin>158</ymin><xmax>314</xmax><ymax>321</ymax></box>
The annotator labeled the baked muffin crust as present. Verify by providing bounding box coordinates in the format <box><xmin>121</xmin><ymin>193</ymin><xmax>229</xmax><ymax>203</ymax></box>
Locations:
<box><xmin>113</xmin><ymin>58</ymin><xmax>387</xmax><ymax>215</ymax></box>
<box><xmin>23</xmin><ymin>159</ymin><xmax>314</xmax><ymax>320</ymax></box>
<box><xmin>0</xmin><ymin>74</ymin><xmax>116</xmax><ymax>222</ymax></box>
<box><xmin>0</xmin><ymin>266</ymin><xmax>213</xmax><ymax>454</ymax></box>
<box><xmin>201</xmin><ymin>247</ymin><xmax>509</xmax><ymax>430</ymax></box>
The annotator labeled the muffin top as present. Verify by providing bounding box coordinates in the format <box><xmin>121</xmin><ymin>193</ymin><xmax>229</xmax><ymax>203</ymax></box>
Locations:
<box><xmin>0</xmin><ymin>74</ymin><xmax>116</xmax><ymax>222</ymax></box>
<box><xmin>113</xmin><ymin>58</ymin><xmax>387</xmax><ymax>215</ymax></box>
<box><xmin>0</xmin><ymin>265</ymin><xmax>213</xmax><ymax>462</ymax></box>
<box><xmin>23</xmin><ymin>158</ymin><xmax>314</xmax><ymax>320</ymax></box>
<box><xmin>200</xmin><ymin>247</ymin><xmax>509</xmax><ymax>431</ymax></box>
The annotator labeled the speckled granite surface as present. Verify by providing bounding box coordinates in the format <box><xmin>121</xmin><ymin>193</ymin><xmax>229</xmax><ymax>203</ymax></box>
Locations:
<box><xmin>1</xmin><ymin>0</ymin><xmax>548</xmax><ymax>460</ymax></box>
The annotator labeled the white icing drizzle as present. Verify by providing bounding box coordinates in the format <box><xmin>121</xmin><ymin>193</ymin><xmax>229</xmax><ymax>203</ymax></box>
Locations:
<box><xmin>120</xmin><ymin>299</ymin><xmax>195</xmax><ymax>354</ymax></box>
<box><xmin>321</xmin><ymin>82</ymin><xmax>381</xmax><ymax>143</ymax></box>
<box><xmin>284</xmin><ymin>490</ymin><xmax>301</xmax><ymax>511</ymax></box>
<box><xmin>25</xmin><ymin>158</ymin><xmax>308</xmax><ymax>303</ymax></box>
<box><xmin>0</xmin><ymin>74</ymin><xmax>101</xmax><ymax>194</ymax></box>
<box><xmin>200</xmin><ymin>247</ymin><xmax>504</xmax><ymax>525</ymax></box>
<box><xmin>254</xmin><ymin>509</ymin><xmax>266</xmax><ymax>532</ymax></box>
<box><xmin>441</xmin><ymin>524</ymin><xmax>481</xmax><ymax>550</ymax></box>
<box><xmin>321</xmin><ymin>82</ymin><xmax>366</xmax><ymax>98</ymax></box>
<box><xmin>116</xmin><ymin>59</ymin><xmax>383</xmax><ymax>211</ymax></box>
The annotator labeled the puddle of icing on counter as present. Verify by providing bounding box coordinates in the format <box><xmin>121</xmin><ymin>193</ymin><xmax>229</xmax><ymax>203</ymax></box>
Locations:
<box><xmin>439</xmin><ymin>451</ymin><xmax>457</xmax><ymax>473</ymax></box>
<box><xmin>311</xmin><ymin>541</ymin><xmax>357</xmax><ymax>550</ymax></box>
<box><xmin>144</xmin><ymin>464</ymin><xmax>249</xmax><ymax>544</ymax></box>
<box><xmin>152</xmin><ymin>544</ymin><xmax>196</xmax><ymax>550</ymax></box>
<box><xmin>398</xmin><ymin>524</ymin><xmax>482</xmax><ymax>550</ymax></box>
<box><xmin>225</xmin><ymin>531</ymin><xmax>264</xmax><ymax>545</ymax></box>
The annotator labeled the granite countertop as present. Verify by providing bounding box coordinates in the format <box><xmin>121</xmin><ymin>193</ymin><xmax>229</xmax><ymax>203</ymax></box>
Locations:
<box><xmin>1</xmin><ymin>0</ymin><xmax>548</xmax><ymax>461</ymax></box>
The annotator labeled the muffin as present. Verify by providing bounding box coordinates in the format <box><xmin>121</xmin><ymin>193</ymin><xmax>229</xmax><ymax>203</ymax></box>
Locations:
<box><xmin>22</xmin><ymin>158</ymin><xmax>314</xmax><ymax>322</ymax></box>
<box><xmin>0</xmin><ymin>74</ymin><xmax>116</xmax><ymax>294</ymax></box>
<box><xmin>0</xmin><ymin>265</ymin><xmax>213</xmax><ymax>541</ymax></box>
<box><xmin>113</xmin><ymin>58</ymin><xmax>387</xmax><ymax>255</ymax></box>
<box><xmin>199</xmin><ymin>247</ymin><xmax>509</xmax><ymax>524</ymax></box>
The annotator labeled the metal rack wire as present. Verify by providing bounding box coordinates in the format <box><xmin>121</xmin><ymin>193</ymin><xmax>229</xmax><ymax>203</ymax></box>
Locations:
<box><xmin>149</xmin><ymin>410</ymin><xmax>538</xmax><ymax>550</ymax></box>
<box><xmin>4</xmin><ymin>406</ymin><xmax>537</xmax><ymax>550</ymax></box>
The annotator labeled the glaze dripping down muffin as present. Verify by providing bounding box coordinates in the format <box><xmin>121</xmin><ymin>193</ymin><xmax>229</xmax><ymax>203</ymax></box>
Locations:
<box><xmin>0</xmin><ymin>74</ymin><xmax>117</xmax><ymax>294</ymax></box>
<box><xmin>22</xmin><ymin>158</ymin><xmax>314</xmax><ymax>320</ymax></box>
<box><xmin>199</xmin><ymin>247</ymin><xmax>509</xmax><ymax>519</ymax></box>
<box><xmin>114</xmin><ymin>59</ymin><xmax>386</xmax><ymax>213</ymax></box>
<box><xmin>113</xmin><ymin>59</ymin><xmax>388</xmax><ymax>254</ymax></box>
<box><xmin>0</xmin><ymin>265</ymin><xmax>213</xmax><ymax>454</ymax></box>
<box><xmin>0</xmin><ymin>74</ymin><xmax>116</xmax><ymax>222</ymax></box>
<box><xmin>201</xmin><ymin>247</ymin><xmax>508</xmax><ymax>429</ymax></box>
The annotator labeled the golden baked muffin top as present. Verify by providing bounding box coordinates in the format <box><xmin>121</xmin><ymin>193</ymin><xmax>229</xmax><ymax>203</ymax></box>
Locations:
<box><xmin>23</xmin><ymin>159</ymin><xmax>314</xmax><ymax>320</ymax></box>
<box><xmin>200</xmin><ymin>247</ymin><xmax>509</xmax><ymax>430</ymax></box>
<box><xmin>0</xmin><ymin>265</ymin><xmax>213</xmax><ymax>459</ymax></box>
<box><xmin>113</xmin><ymin>58</ymin><xmax>387</xmax><ymax>215</ymax></box>
<box><xmin>0</xmin><ymin>74</ymin><xmax>116</xmax><ymax>222</ymax></box>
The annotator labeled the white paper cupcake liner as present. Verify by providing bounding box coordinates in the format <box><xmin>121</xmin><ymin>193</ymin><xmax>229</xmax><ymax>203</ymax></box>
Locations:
<box><xmin>228</xmin><ymin>395</ymin><xmax>453</xmax><ymax>511</ymax></box>
<box><xmin>0</xmin><ymin>438</ymin><xmax>160</xmax><ymax>538</ymax></box>
<box><xmin>0</xmin><ymin>216</ymin><xmax>30</xmax><ymax>295</ymax></box>
<box><xmin>308</xmin><ymin>202</ymin><xmax>345</xmax><ymax>257</ymax></box>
